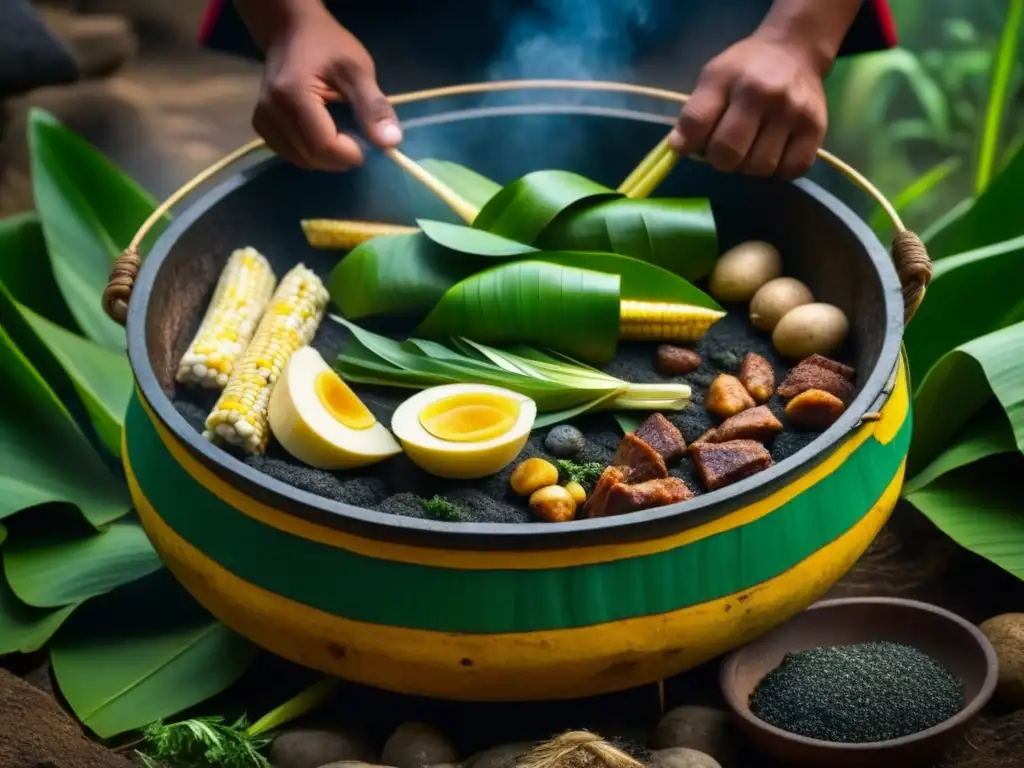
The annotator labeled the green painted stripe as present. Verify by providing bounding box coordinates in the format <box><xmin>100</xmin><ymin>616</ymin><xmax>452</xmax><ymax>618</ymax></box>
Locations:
<box><xmin>127</xmin><ymin>395</ymin><xmax>911</xmax><ymax>633</ymax></box>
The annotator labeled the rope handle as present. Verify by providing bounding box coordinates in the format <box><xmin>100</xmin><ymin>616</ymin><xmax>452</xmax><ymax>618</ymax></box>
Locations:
<box><xmin>102</xmin><ymin>79</ymin><xmax>931</xmax><ymax>326</ymax></box>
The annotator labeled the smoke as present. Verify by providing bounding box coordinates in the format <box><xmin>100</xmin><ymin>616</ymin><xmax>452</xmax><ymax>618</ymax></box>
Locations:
<box><xmin>485</xmin><ymin>0</ymin><xmax>659</xmax><ymax>83</ymax></box>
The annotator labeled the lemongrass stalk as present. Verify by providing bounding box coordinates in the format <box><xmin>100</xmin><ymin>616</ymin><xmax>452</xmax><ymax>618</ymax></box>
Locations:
<box><xmin>385</xmin><ymin>148</ymin><xmax>480</xmax><ymax>223</ymax></box>
<box><xmin>609</xmin><ymin>397</ymin><xmax>690</xmax><ymax>411</ymax></box>
<box><xmin>627</xmin><ymin>147</ymin><xmax>680</xmax><ymax>200</ymax></box>
<box><xmin>246</xmin><ymin>678</ymin><xmax>339</xmax><ymax>738</ymax></box>
<box><xmin>618</xmin><ymin>135</ymin><xmax>671</xmax><ymax>195</ymax></box>
<box><xmin>302</xmin><ymin>219</ymin><xmax>420</xmax><ymax>250</ymax></box>
<box><xmin>617</xmin><ymin>383</ymin><xmax>692</xmax><ymax>402</ymax></box>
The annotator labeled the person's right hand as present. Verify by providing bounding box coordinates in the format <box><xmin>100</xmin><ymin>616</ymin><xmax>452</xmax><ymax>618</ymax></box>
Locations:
<box><xmin>252</xmin><ymin>3</ymin><xmax>401</xmax><ymax>171</ymax></box>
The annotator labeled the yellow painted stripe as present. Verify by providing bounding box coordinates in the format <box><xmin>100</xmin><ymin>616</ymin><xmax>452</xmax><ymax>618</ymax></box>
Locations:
<box><xmin>134</xmin><ymin>356</ymin><xmax>908</xmax><ymax>570</ymax></box>
<box><xmin>129</xmin><ymin>456</ymin><xmax>903</xmax><ymax>700</ymax></box>
<box><xmin>873</xmin><ymin>356</ymin><xmax>909</xmax><ymax>445</ymax></box>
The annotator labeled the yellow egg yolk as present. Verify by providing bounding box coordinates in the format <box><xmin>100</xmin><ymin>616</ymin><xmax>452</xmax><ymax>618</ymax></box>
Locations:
<box><xmin>418</xmin><ymin>392</ymin><xmax>520</xmax><ymax>443</ymax></box>
<box><xmin>314</xmin><ymin>370</ymin><xmax>376</xmax><ymax>430</ymax></box>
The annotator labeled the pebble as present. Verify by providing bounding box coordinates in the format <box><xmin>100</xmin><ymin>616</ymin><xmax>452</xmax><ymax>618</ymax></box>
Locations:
<box><xmin>649</xmin><ymin>747</ymin><xmax>723</xmax><ymax>768</ymax></box>
<box><xmin>649</xmin><ymin>706</ymin><xmax>738</xmax><ymax>766</ymax></box>
<box><xmin>749</xmin><ymin>641</ymin><xmax>964</xmax><ymax>743</ymax></box>
<box><xmin>462</xmin><ymin>742</ymin><xmax>534</xmax><ymax>768</ymax></box>
<box><xmin>979</xmin><ymin>613</ymin><xmax>1024</xmax><ymax>708</ymax></box>
<box><xmin>381</xmin><ymin>723</ymin><xmax>459</xmax><ymax>768</ymax></box>
<box><xmin>270</xmin><ymin>727</ymin><xmax>378</xmax><ymax>768</ymax></box>
<box><xmin>544</xmin><ymin>425</ymin><xmax>586</xmax><ymax>458</ymax></box>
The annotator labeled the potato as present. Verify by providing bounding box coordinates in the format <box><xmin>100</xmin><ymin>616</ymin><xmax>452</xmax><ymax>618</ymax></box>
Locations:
<box><xmin>979</xmin><ymin>613</ymin><xmax>1024</xmax><ymax>707</ymax></box>
<box><xmin>709</xmin><ymin>241</ymin><xmax>782</xmax><ymax>303</ymax></box>
<box><xmin>772</xmin><ymin>303</ymin><xmax>849</xmax><ymax>359</ymax></box>
<box><xmin>749</xmin><ymin>277</ymin><xmax>814</xmax><ymax>332</ymax></box>
<box><xmin>382</xmin><ymin>723</ymin><xmax>458</xmax><ymax>768</ymax></box>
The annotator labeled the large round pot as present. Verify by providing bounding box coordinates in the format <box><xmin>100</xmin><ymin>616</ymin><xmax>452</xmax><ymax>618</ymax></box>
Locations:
<box><xmin>116</xmin><ymin>82</ymin><xmax>919</xmax><ymax>702</ymax></box>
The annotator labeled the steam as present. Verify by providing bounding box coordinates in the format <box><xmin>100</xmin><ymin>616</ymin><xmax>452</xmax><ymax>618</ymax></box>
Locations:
<box><xmin>485</xmin><ymin>0</ymin><xmax>659</xmax><ymax>82</ymax></box>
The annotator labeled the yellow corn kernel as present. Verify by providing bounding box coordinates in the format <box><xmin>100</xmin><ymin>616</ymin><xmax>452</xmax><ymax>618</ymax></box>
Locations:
<box><xmin>300</xmin><ymin>219</ymin><xmax>419</xmax><ymax>250</ymax></box>
<box><xmin>618</xmin><ymin>300</ymin><xmax>725</xmax><ymax>342</ymax></box>
<box><xmin>203</xmin><ymin>263</ymin><xmax>330</xmax><ymax>455</ymax></box>
<box><xmin>176</xmin><ymin>247</ymin><xmax>277</xmax><ymax>389</ymax></box>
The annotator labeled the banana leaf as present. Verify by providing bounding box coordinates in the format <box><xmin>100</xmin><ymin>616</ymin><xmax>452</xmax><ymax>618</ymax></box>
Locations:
<box><xmin>52</xmin><ymin>568</ymin><xmax>257</xmax><ymax>738</ymax></box>
<box><xmin>537</xmin><ymin>198</ymin><xmax>718</xmax><ymax>282</ymax></box>
<box><xmin>419</xmin><ymin>159</ymin><xmax>502</xmax><ymax>210</ymax></box>
<box><xmin>415</xmin><ymin>261</ymin><xmax>622</xmax><ymax>365</ymax></box>
<box><xmin>0</xmin><ymin>325</ymin><xmax>129</xmax><ymax>527</ymax></box>
<box><xmin>329</xmin><ymin>233</ymin><xmax>485</xmax><ymax>321</ymax></box>
<box><xmin>0</xmin><ymin>574</ymin><xmax>76</xmax><ymax>655</ymax></box>
<box><xmin>417</xmin><ymin>219</ymin><xmax>539</xmax><ymax>256</ymax></box>
<box><xmin>0</xmin><ymin>213</ymin><xmax>77</xmax><ymax>332</ymax></box>
<box><xmin>472</xmin><ymin>170</ymin><xmax>617</xmax><ymax>242</ymax></box>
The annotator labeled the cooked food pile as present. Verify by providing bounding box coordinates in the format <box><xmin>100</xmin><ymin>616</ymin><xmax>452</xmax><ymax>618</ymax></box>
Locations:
<box><xmin>173</xmin><ymin>152</ymin><xmax>864</xmax><ymax>525</ymax></box>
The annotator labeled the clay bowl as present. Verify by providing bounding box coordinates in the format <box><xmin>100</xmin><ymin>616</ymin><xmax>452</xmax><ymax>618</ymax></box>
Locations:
<box><xmin>720</xmin><ymin>597</ymin><xmax>999</xmax><ymax>767</ymax></box>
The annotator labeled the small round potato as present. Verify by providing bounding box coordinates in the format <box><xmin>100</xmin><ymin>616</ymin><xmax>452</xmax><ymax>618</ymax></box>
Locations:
<box><xmin>709</xmin><ymin>241</ymin><xmax>782</xmax><ymax>303</ymax></box>
<box><xmin>749</xmin><ymin>277</ymin><xmax>814</xmax><ymax>332</ymax></box>
<box><xmin>772</xmin><ymin>302</ymin><xmax>849</xmax><ymax>359</ymax></box>
<box><xmin>529</xmin><ymin>485</ymin><xmax>577</xmax><ymax>522</ymax></box>
<box><xmin>510</xmin><ymin>458</ymin><xmax>558</xmax><ymax>496</ymax></box>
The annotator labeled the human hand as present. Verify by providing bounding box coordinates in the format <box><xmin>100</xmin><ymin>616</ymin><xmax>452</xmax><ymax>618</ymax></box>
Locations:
<box><xmin>251</xmin><ymin>3</ymin><xmax>401</xmax><ymax>171</ymax></box>
<box><xmin>669</xmin><ymin>34</ymin><xmax>829</xmax><ymax>179</ymax></box>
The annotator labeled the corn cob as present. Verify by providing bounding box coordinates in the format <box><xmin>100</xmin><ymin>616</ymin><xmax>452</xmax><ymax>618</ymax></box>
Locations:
<box><xmin>301</xmin><ymin>219</ymin><xmax>419</xmax><ymax>250</ymax></box>
<box><xmin>203</xmin><ymin>263</ymin><xmax>329</xmax><ymax>454</ymax></box>
<box><xmin>618</xmin><ymin>300</ymin><xmax>725</xmax><ymax>342</ymax></box>
<box><xmin>176</xmin><ymin>247</ymin><xmax>276</xmax><ymax>389</ymax></box>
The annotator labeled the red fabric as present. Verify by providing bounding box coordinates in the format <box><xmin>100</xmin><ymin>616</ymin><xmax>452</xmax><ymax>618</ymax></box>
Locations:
<box><xmin>871</xmin><ymin>0</ymin><xmax>899</xmax><ymax>47</ymax></box>
<box><xmin>197</xmin><ymin>0</ymin><xmax>223</xmax><ymax>45</ymax></box>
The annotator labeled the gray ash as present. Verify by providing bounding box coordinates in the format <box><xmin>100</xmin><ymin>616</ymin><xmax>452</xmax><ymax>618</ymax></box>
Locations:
<box><xmin>749</xmin><ymin>641</ymin><xmax>964</xmax><ymax>743</ymax></box>
<box><xmin>171</xmin><ymin>305</ymin><xmax>855</xmax><ymax>524</ymax></box>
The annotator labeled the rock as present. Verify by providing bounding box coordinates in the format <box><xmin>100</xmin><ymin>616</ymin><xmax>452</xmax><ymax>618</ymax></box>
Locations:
<box><xmin>462</xmin><ymin>742</ymin><xmax>535</xmax><ymax>768</ymax></box>
<box><xmin>269</xmin><ymin>727</ymin><xmax>378</xmax><ymax>768</ymax></box>
<box><xmin>980</xmin><ymin>613</ymin><xmax>1024</xmax><ymax>707</ymax></box>
<box><xmin>544</xmin><ymin>425</ymin><xmax>586</xmax><ymax>458</ymax></box>
<box><xmin>649</xmin><ymin>747</ymin><xmax>722</xmax><ymax>768</ymax></box>
<box><xmin>382</xmin><ymin>723</ymin><xmax>459</xmax><ymax>768</ymax></box>
<box><xmin>649</xmin><ymin>707</ymin><xmax>738</xmax><ymax>766</ymax></box>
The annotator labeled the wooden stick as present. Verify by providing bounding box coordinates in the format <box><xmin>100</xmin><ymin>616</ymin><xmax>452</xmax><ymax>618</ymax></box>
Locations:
<box><xmin>384</xmin><ymin>148</ymin><xmax>479</xmax><ymax>223</ymax></box>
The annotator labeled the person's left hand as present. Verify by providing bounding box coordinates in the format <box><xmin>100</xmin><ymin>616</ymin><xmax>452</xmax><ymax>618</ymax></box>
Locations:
<box><xmin>669</xmin><ymin>34</ymin><xmax>829</xmax><ymax>179</ymax></box>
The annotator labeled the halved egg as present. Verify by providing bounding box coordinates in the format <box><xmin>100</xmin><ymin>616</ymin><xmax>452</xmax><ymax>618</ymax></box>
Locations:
<box><xmin>268</xmin><ymin>346</ymin><xmax>402</xmax><ymax>470</ymax></box>
<box><xmin>390</xmin><ymin>384</ymin><xmax>537</xmax><ymax>479</ymax></box>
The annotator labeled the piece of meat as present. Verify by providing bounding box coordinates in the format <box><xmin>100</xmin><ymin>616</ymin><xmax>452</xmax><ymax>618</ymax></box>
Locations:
<box><xmin>656</xmin><ymin>345</ymin><xmax>702</xmax><ymax>376</ymax></box>
<box><xmin>612</xmin><ymin>433</ymin><xmax>669</xmax><ymax>482</ymax></box>
<box><xmin>691</xmin><ymin>439</ymin><xmax>774</xmax><ymax>491</ymax></box>
<box><xmin>634</xmin><ymin>413</ymin><xmax>687</xmax><ymax>463</ymax></box>
<box><xmin>691</xmin><ymin>428</ymin><xmax>717</xmax><ymax>449</ymax></box>
<box><xmin>583</xmin><ymin>465</ymin><xmax>630</xmax><ymax>518</ymax></box>
<box><xmin>598</xmin><ymin>477</ymin><xmax>694</xmax><ymax>517</ymax></box>
<box><xmin>706</xmin><ymin>374</ymin><xmax>756</xmax><ymax>420</ymax></box>
<box><xmin>702</xmin><ymin>405</ymin><xmax>783</xmax><ymax>444</ymax></box>
<box><xmin>785</xmin><ymin>388</ymin><xmax>847</xmax><ymax>430</ymax></box>
<box><xmin>804</xmin><ymin>353</ymin><xmax>855</xmax><ymax>381</ymax></box>
<box><xmin>777</xmin><ymin>360</ymin><xmax>855</xmax><ymax>403</ymax></box>
<box><xmin>740</xmin><ymin>353</ymin><xmax>775</xmax><ymax>403</ymax></box>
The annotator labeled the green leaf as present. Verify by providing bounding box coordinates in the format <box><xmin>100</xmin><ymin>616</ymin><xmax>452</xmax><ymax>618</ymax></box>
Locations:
<box><xmin>473</xmin><ymin>171</ymin><xmax>617</xmax><ymax>242</ymax></box>
<box><xmin>28</xmin><ymin>109</ymin><xmax>165</xmax><ymax>350</ymax></box>
<box><xmin>925</xmin><ymin>143</ymin><xmax>1024</xmax><ymax>257</ymax></box>
<box><xmin>868</xmin><ymin>157</ymin><xmax>961</xmax><ymax>234</ymax></box>
<box><xmin>535</xmin><ymin>252</ymin><xmax>722</xmax><ymax>308</ymax></box>
<box><xmin>904</xmin><ymin>234</ymin><xmax>1024</xmax><ymax>384</ymax></box>
<box><xmin>415</xmin><ymin>260</ymin><xmax>622</xmax><ymax>365</ymax></box>
<box><xmin>329</xmin><ymin>233</ymin><xmax>483</xmax><ymax>322</ymax></box>
<box><xmin>419</xmin><ymin>159</ymin><xmax>501</xmax><ymax>210</ymax></box>
<box><xmin>904</xmin><ymin>455</ymin><xmax>1024</xmax><ymax>581</ymax></box>
<box><xmin>0</xmin><ymin>213</ymin><xmax>78</xmax><ymax>331</ymax></box>
<box><xmin>18</xmin><ymin>305</ymin><xmax>132</xmax><ymax>456</ymax></box>
<box><xmin>538</xmin><ymin>198</ymin><xmax>719</xmax><ymax>282</ymax></box>
<box><xmin>0</xmin><ymin>573</ymin><xmax>76</xmax><ymax>654</ymax></box>
<box><xmin>417</xmin><ymin>219</ymin><xmax>538</xmax><ymax>256</ymax></box>
<box><xmin>920</xmin><ymin>197</ymin><xmax>975</xmax><ymax>245</ymax></box>
<box><xmin>0</xmin><ymin>325</ymin><xmax>129</xmax><ymax>527</ymax></box>
<box><xmin>52</xmin><ymin>569</ymin><xmax>258</xmax><ymax>738</ymax></box>
<box><xmin>903</xmin><ymin>404</ymin><xmax>1016</xmax><ymax>495</ymax></box>
<box><xmin>613</xmin><ymin>413</ymin><xmax>644</xmax><ymax>434</ymax></box>
<box><xmin>908</xmin><ymin>319</ymin><xmax>1024</xmax><ymax>476</ymax></box>
<box><xmin>4</xmin><ymin>522</ymin><xmax>162</xmax><ymax>608</ymax></box>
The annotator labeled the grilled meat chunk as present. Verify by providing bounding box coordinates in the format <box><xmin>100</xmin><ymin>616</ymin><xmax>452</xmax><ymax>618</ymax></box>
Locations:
<box><xmin>634</xmin><ymin>413</ymin><xmax>687</xmax><ymax>463</ymax></box>
<box><xmin>698</xmin><ymin>405</ymin><xmax>783</xmax><ymax>445</ymax></box>
<box><xmin>706</xmin><ymin>374</ymin><xmax>756</xmax><ymax>420</ymax></box>
<box><xmin>785</xmin><ymin>389</ymin><xmax>847</xmax><ymax>430</ymax></box>
<box><xmin>612</xmin><ymin>433</ymin><xmax>669</xmax><ymax>482</ymax></box>
<box><xmin>740</xmin><ymin>353</ymin><xmax>775</xmax><ymax>403</ymax></box>
<box><xmin>778</xmin><ymin>359</ymin><xmax>855</xmax><ymax>403</ymax></box>
<box><xmin>656</xmin><ymin>345</ymin><xmax>702</xmax><ymax>376</ymax></box>
<box><xmin>691</xmin><ymin>439</ymin><xmax>773</xmax><ymax>491</ymax></box>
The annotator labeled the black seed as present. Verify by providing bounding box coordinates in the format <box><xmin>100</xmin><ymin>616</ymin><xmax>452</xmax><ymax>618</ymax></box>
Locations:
<box><xmin>748</xmin><ymin>641</ymin><xmax>964</xmax><ymax>743</ymax></box>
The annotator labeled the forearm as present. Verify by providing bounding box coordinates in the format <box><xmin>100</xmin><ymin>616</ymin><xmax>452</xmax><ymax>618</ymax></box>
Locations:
<box><xmin>754</xmin><ymin>0</ymin><xmax>864</xmax><ymax>74</ymax></box>
<box><xmin>234</xmin><ymin>0</ymin><xmax>326</xmax><ymax>50</ymax></box>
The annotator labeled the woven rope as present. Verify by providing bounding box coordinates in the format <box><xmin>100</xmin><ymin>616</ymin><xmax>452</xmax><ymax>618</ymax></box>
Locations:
<box><xmin>518</xmin><ymin>732</ymin><xmax>645</xmax><ymax>768</ymax></box>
